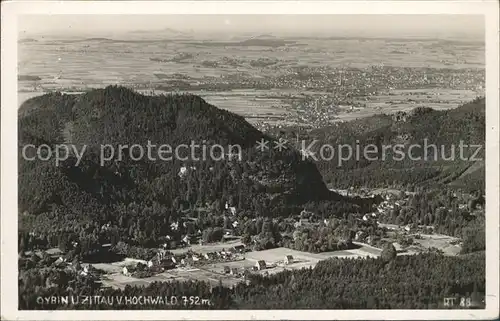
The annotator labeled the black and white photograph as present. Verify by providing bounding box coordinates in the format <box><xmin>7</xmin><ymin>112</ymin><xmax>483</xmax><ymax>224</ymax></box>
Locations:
<box><xmin>1</xmin><ymin>1</ymin><xmax>499</xmax><ymax>320</ymax></box>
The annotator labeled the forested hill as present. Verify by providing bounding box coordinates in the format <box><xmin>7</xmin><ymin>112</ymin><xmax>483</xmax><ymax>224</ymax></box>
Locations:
<box><xmin>18</xmin><ymin>86</ymin><xmax>353</xmax><ymax>248</ymax></box>
<box><xmin>271</xmin><ymin>98</ymin><xmax>485</xmax><ymax>192</ymax></box>
<box><xmin>19</xmin><ymin>86</ymin><xmax>265</xmax><ymax>148</ymax></box>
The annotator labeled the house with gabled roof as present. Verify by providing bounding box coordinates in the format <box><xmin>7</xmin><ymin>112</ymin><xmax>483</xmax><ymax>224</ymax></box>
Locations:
<box><xmin>233</xmin><ymin>244</ymin><xmax>245</xmax><ymax>253</ymax></box>
<box><xmin>255</xmin><ymin>260</ymin><xmax>266</xmax><ymax>270</ymax></box>
<box><xmin>182</xmin><ymin>235</ymin><xmax>191</xmax><ymax>245</ymax></box>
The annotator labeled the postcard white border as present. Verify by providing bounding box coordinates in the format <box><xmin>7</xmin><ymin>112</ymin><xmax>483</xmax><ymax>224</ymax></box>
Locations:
<box><xmin>2</xmin><ymin>1</ymin><xmax>499</xmax><ymax>320</ymax></box>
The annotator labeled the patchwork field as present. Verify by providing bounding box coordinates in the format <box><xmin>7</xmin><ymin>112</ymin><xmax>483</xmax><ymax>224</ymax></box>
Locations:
<box><xmin>17</xmin><ymin>36</ymin><xmax>484</xmax><ymax>125</ymax></box>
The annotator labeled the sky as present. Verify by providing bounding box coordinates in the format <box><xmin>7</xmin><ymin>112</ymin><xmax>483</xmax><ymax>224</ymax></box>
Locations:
<box><xmin>18</xmin><ymin>14</ymin><xmax>484</xmax><ymax>38</ymax></box>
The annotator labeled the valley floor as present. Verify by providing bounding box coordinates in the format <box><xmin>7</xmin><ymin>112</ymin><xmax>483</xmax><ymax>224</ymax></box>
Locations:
<box><xmin>94</xmin><ymin>244</ymin><xmax>382</xmax><ymax>289</ymax></box>
<box><xmin>92</xmin><ymin>230</ymin><xmax>461</xmax><ymax>290</ymax></box>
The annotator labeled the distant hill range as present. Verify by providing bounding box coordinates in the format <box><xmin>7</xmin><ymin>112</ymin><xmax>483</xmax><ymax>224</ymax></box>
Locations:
<box><xmin>130</xmin><ymin>27</ymin><xmax>186</xmax><ymax>34</ymax></box>
<box><xmin>52</xmin><ymin>37</ymin><xmax>175</xmax><ymax>44</ymax></box>
<box><xmin>183</xmin><ymin>36</ymin><xmax>296</xmax><ymax>47</ymax></box>
<box><xmin>230</xmin><ymin>34</ymin><xmax>277</xmax><ymax>40</ymax></box>
<box><xmin>42</xmin><ymin>27</ymin><xmax>194</xmax><ymax>44</ymax></box>
<box><xmin>128</xmin><ymin>27</ymin><xmax>194</xmax><ymax>38</ymax></box>
<box><xmin>18</xmin><ymin>38</ymin><xmax>38</xmax><ymax>44</ymax></box>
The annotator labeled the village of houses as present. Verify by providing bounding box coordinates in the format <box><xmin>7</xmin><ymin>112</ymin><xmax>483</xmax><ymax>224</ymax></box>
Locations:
<box><xmin>32</xmin><ymin>188</ymin><xmax>470</xmax><ymax>291</ymax></box>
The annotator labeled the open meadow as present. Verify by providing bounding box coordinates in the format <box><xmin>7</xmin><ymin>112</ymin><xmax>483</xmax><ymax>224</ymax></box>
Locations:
<box><xmin>94</xmin><ymin>244</ymin><xmax>387</xmax><ymax>290</ymax></box>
